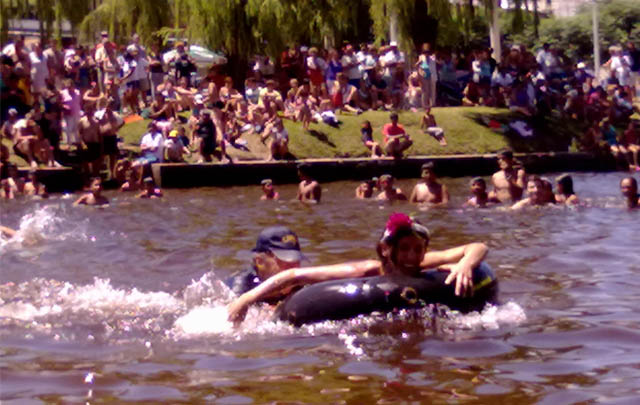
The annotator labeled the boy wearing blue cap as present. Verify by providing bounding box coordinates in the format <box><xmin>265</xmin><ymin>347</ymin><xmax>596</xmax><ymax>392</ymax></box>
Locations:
<box><xmin>225</xmin><ymin>226</ymin><xmax>304</xmax><ymax>298</ymax></box>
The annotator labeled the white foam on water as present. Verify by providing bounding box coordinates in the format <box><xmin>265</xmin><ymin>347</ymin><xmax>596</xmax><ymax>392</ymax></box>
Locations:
<box><xmin>444</xmin><ymin>301</ymin><xmax>527</xmax><ymax>331</ymax></box>
<box><xmin>1</xmin><ymin>205</ymin><xmax>89</xmax><ymax>251</ymax></box>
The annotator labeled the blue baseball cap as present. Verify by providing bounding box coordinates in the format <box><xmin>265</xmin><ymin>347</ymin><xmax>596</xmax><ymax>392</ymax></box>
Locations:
<box><xmin>252</xmin><ymin>226</ymin><xmax>303</xmax><ymax>263</ymax></box>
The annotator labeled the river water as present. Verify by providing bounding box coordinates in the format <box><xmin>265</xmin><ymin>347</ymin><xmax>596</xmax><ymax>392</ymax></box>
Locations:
<box><xmin>1</xmin><ymin>172</ymin><xmax>638</xmax><ymax>404</ymax></box>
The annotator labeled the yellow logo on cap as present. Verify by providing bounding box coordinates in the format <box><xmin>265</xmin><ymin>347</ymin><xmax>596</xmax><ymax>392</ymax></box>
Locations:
<box><xmin>281</xmin><ymin>234</ymin><xmax>297</xmax><ymax>245</ymax></box>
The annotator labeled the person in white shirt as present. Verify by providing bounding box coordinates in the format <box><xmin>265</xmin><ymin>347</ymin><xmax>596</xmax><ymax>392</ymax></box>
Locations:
<box><xmin>29</xmin><ymin>42</ymin><xmax>49</xmax><ymax>101</ymax></box>
<box><xmin>340</xmin><ymin>44</ymin><xmax>362</xmax><ymax>88</ymax></box>
<box><xmin>381</xmin><ymin>41</ymin><xmax>404</xmax><ymax>87</ymax></box>
<box><xmin>131</xmin><ymin>121</ymin><xmax>164</xmax><ymax>185</ymax></box>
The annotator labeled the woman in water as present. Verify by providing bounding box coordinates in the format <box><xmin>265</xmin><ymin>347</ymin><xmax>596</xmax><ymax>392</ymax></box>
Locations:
<box><xmin>554</xmin><ymin>174</ymin><xmax>579</xmax><ymax>205</ymax></box>
<box><xmin>227</xmin><ymin>213</ymin><xmax>488</xmax><ymax>324</ymax></box>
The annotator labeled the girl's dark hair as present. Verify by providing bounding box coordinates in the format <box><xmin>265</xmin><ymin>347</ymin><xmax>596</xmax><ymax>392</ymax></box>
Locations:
<box><xmin>556</xmin><ymin>174</ymin><xmax>574</xmax><ymax>196</ymax></box>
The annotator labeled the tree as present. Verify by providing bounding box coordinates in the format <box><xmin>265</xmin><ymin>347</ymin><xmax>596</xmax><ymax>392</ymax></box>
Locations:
<box><xmin>79</xmin><ymin>0</ymin><xmax>170</xmax><ymax>45</ymax></box>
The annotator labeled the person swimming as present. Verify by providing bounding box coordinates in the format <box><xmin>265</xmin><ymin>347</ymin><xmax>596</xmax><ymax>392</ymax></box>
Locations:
<box><xmin>511</xmin><ymin>175</ymin><xmax>550</xmax><ymax>209</ymax></box>
<box><xmin>73</xmin><ymin>177</ymin><xmax>109</xmax><ymax>206</ymax></box>
<box><xmin>555</xmin><ymin>174</ymin><xmax>579</xmax><ymax>205</ymax></box>
<box><xmin>225</xmin><ymin>226</ymin><xmax>303</xmax><ymax>299</ymax></box>
<box><xmin>463</xmin><ymin>177</ymin><xmax>498</xmax><ymax>208</ymax></box>
<box><xmin>227</xmin><ymin>213</ymin><xmax>488</xmax><ymax>325</ymax></box>
<box><xmin>620</xmin><ymin>177</ymin><xmax>639</xmax><ymax>209</ymax></box>
<box><xmin>260</xmin><ymin>179</ymin><xmax>279</xmax><ymax>200</ymax></box>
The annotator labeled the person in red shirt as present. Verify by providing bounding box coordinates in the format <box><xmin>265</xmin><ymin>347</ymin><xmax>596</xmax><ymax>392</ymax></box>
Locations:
<box><xmin>382</xmin><ymin>112</ymin><xmax>413</xmax><ymax>159</ymax></box>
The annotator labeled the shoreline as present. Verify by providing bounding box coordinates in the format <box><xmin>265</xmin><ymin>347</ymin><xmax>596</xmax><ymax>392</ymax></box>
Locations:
<box><xmin>18</xmin><ymin>152</ymin><xmax>618</xmax><ymax>192</ymax></box>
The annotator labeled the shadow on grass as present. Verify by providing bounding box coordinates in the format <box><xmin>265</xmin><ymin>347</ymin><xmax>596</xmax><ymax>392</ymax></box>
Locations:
<box><xmin>307</xmin><ymin>129</ymin><xmax>337</xmax><ymax>148</ymax></box>
<box><xmin>465</xmin><ymin>110</ymin><xmax>583</xmax><ymax>153</ymax></box>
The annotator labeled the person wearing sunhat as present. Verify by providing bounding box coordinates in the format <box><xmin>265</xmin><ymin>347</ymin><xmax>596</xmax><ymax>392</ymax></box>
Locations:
<box><xmin>225</xmin><ymin>226</ymin><xmax>305</xmax><ymax>298</ymax></box>
<box><xmin>409</xmin><ymin>161</ymin><xmax>449</xmax><ymax>206</ymax></box>
<box><xmin>227</xmin><ymin>212</ymin><xmax>490</xmax><ymax>325</ymax></box>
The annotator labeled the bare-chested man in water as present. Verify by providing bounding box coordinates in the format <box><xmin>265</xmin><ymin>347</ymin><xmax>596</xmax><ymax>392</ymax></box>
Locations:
<box><xmin>377</xmin><ymin>174</ymin><xmax>407</xmax><ymax>202</ymax></box>
<box><xmin>490</xmin><ymin>149</ymin><xmax>526</xmax><ymax>203</ymax></box>
<box><xmin>297</xmin><ymin>164</ymin><xmax>321</xmax><ymax>203</ymax></box>
<box><xmin>73</xmin><ymin>177</ymin><xmax>109</xmax><ymax>206</ymax></box>
<box><xmin>409</xmin><ymin>162</ymin><xmax>449</xmax><ymax>206</ymax></box>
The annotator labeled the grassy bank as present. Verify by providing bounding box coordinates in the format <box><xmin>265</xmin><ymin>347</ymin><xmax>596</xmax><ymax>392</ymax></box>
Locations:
<box><xmin>6</xmin><ymin>107</ymin><xmax>582</xmax><ymax>166</ymax></box>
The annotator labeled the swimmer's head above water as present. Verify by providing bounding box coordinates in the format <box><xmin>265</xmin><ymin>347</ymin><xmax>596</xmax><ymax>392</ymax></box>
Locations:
<box><xmin>377</xmin><ymin>213</ymin><xmax>430</xmax><ymax>276</ymax></box>
<box><xmin>251</xmin><ymin>226</ymin><xmax>303</xmax><ymax>279</ymax></box>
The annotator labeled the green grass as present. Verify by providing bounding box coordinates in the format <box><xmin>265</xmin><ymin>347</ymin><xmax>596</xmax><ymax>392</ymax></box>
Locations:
<box><xmin>5</xmin><ymin>107</ymin><xmax>584</xmax><ymax>167</ymax></box>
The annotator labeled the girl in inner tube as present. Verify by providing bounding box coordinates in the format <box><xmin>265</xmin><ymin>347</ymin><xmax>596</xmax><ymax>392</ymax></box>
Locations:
<box><xmin>227</xmin><ymin>213</ymin><xmax>488</xmax><ymax>325</ymax></box>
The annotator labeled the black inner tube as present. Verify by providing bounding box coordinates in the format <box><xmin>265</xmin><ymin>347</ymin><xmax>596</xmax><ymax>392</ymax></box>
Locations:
<box><xmin>275</xmin><ymin>262</ymin><xmax>498</xmax><ymax>326</ymax></box>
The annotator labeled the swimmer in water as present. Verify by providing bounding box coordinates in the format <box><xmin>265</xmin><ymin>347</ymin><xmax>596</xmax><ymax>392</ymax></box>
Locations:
<box><xmin>355</xmin><ymin>177</ymin><xmax>377</xmax><ymax>199</ymax></box>
<box><xmin>510</xmin><ymin>175</ymin><xmax>549</xmax><ymax>209</ymax></box>
<box><xmin>554</xmin><ymin>174</ymin><xmax>579</xmax><ymax>206</ymax></box>
<box><xmin>297</xmin><ymin>164</ymin><xmax>321</xmax><ymax>203</ymax></box>
<box><xmin>377</xmin><ymin>174</ymin><xmax>407</xmax><ymax>201</ymax></box>
<box><xmin>463</xmin><ymin>177</ymin><xmax>497</xmax><ymax>208</ymax></box>
<box><xmin>489</xmin><ymin>149</ymin><xmax>526</xmax><ymax>203</ymax></box>
<box><xmin>0</xmin><ymin>225</ymin><xmax>16</xmax><ymax>239</ymax></box>
<box><xmin>136</xmin><ymin>177</ymin><xmax>163</xmax><ymax>199</ymax></box>
<box><xmin>73</xmin><ymin>177</ymin><xmax>109</xmax><ymax>206</ymax></box>
<box><xmin>227</xmin><ymin>213</ymin><xmax>488</xmax><ymax>324</ymax></box>
<box><xmin>260</xmin><ymin>179</ymin><xmax>279</xmax><ymax>200</ymax></box>
<box><xmin>409</xmin><ymin>162</ymin><xmax>449</xmax><ymax>206</ymax></box>
<box><xmin>620</xmin><ymin>177</ymin><xmax>639</xmax><ymax>209</ymax></box>
<box><xmin>225</xmin><ymin>226</ymin><xmax>303</xmax><ymax>298</ymax></box>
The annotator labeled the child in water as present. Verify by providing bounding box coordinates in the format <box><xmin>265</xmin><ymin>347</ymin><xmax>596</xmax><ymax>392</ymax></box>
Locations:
<box><xmin>227</xmin><ymin>212</ymin><xmax>488</xmax><ymax>324</ymax></box>
<box><xmin>464</xmin><ymin>177</ymin><xmax>496</xmax><ymax>208</ymax></box>
<box><xmin>260</xmin><ymin>178</ymin><xmax>279</xmax><ymax>200</ymax></box>
<box><xmin>554</xmin><ymin>174</ymin><xmax>579</xmax><ymax>206</ymax></box>
<box><xmin>74</xmin><ymin>177</ymin><xmax>109</xmax><ymax>206</ymax></box>
<box><xmin>136</xmin><ymin>177</ymin><xmax>163</xmax><ymax>199</ymax></box>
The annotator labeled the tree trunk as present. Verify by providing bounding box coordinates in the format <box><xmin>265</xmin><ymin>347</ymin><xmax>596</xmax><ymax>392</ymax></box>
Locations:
<box><xmin>533</xmin><ymin>0</ymin><xmax>539</xmax><ymax>39</ymax></box>
<box><xmin>54</xmin><ymin>0</ymin><xmax>62</xmax><ymax>44</ymax></box>
<box><xmin>489</xmin><ymin>0</ymin><xmax>501</xmax><ymax>62</ymax></box>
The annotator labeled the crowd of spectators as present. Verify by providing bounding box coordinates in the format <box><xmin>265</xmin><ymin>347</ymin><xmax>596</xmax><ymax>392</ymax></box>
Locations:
<box><xmin>1</xmin><ymin>31</ymin><xmax>640</xmax><ymax>197</ymax></box>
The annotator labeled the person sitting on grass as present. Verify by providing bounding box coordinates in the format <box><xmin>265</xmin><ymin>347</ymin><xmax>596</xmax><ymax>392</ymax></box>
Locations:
<box><xmin>73</xmin><ymin>177</ymin><xmax>109</xmax><ymax>206</ymax></box>
<box><xmin>360</xmin><ymin>120</ymin><xmax>382</xmax><ymax>158</ymax></box>
<box><xmin>260</xmin><ymin>178</ymin><xmax>279</xmax><ymax>200</ymax></box>
<box><xmin>377</xmin><ymin>174</ymin><xmax>407</xmax><ymax>202</ymax></box>
<box><xmin>136</xmin><ymin>177</ymin><xmax>163</xmax><ymax>199</ymax></box>
<box><xmin>262</xmin><ymin>118</ymin><xmax>290</xmax><ymax>161</ymax></box>
<box><xmin>164</xmin><ymin>128</ymin><xmax>190</xmax><ymax>163</ymax></box>
<box><xmin>297</xmin><ymin>164</ymin><xmax>321</xmax><ymax>203</ymax></box>
<box><xmin>382</xmin><ymin>112</ymin><xmax>412</xmax><ymax>159</ymax></box>
<box><xmin>330</xmin><ymin>72</ymin><xmax>362</xmax><ymax>115</ymax></box>
<box><xmin>420</xmin><ymin>106</ymin><xmax>446</xmax><ymax>146</ymax></box>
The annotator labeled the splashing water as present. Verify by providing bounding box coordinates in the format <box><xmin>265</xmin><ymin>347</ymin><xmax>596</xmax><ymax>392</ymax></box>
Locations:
<box><xmin>1</xmin><ymin>205</ymin><xmax>88</xmax><ymax>250</ymax></box>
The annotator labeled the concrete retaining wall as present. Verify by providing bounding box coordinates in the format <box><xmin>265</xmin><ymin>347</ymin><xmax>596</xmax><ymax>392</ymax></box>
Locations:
<box><xmin>20</xmin><ymin>152</ymin><xmax>617</xmax><ymax>191</ymax></box>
